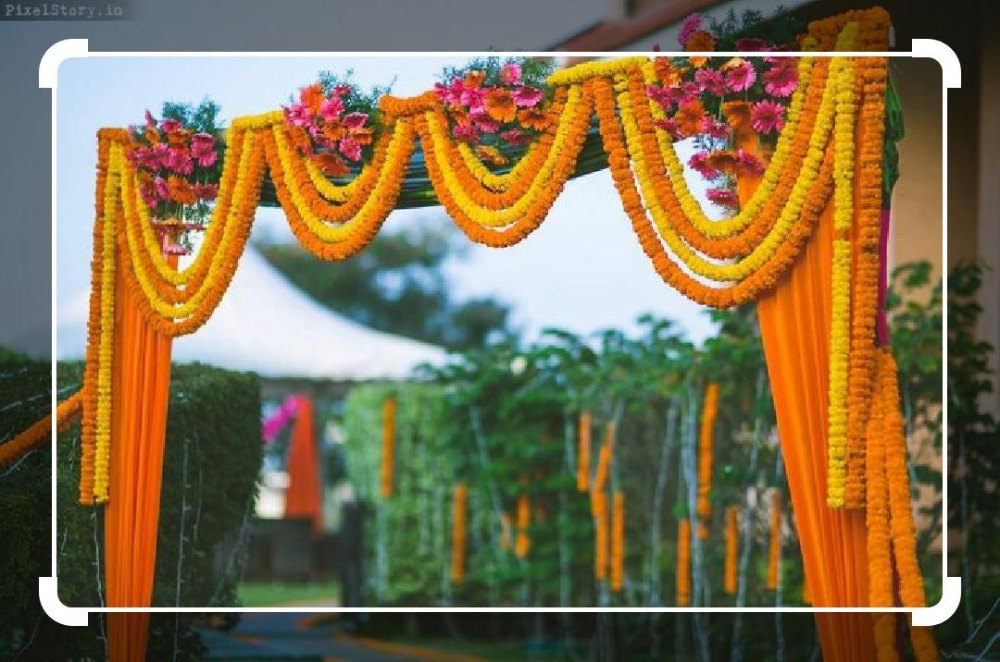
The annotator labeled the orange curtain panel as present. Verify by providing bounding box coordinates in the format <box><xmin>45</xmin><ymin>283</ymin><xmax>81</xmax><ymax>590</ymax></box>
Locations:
<box><xmin>103</xmin><ymin>265</ymin><xmax>174</xmax><ymax>660</ymax></box>
<box><xmin>284</xmin><ymin>395</ymin><xmax>323</xmax><ymax>534</ymax></box>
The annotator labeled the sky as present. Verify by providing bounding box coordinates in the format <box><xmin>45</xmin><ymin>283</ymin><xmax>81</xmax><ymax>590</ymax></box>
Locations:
<box><xmin>56</xmin><ymin>55</ymin><xmax>721</xmax><ymax>355</ymax></box>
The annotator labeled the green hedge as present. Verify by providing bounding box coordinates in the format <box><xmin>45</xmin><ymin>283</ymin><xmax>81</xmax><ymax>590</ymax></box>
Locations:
<box><xmin>0</xmin><ymin>356</ymin><xmax>261</xmax><ymax>658</ymax></box>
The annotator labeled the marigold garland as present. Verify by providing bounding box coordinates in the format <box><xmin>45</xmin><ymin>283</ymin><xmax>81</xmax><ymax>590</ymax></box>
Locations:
<box><xmin>767</xmin><ymin>490</ymin><xmax>782</xmax><ymax>590</ymax></box>
<box><xmin>380</xmin><ymin>397</ymin><xmax>396</xmax><ymax>499</ymax></box>
<box><xmin>610</xmin><ymin>490</ymin><xmax>625</xmax><ymax>592</ymax></box>
<box><xmin>677</xmin><ymin>517</ymin><xmax>691</xmax><ymax>607</ymax></box>
<box><xmin>590</xmin><ymin>422</ymin><xmax>615</xmax><ymax>516</ymax></box>
<box><xmin>451</xmin><ymin>482</ymin><xmax>468</xmax><ymax>584</ymax></box>
<box><xmin>515</xmin><ymin>492</ymin><xmax>530</xmax><ymax>559</ymax></box>
<box><xmin>577</xmin><ymin>411</ymin><xmax>591</xmax><ymax>493</ymax></box>
<box><xmin>593</xmin><ymin>489</ymin><xmax>609</xmax><ymax>581</ymax></box>
<box><xmin>696</xmin><ymin>383</ymin><xmax>719</xmax><ymax>539</ymax></box>
<box><xmin>0</xmin><ymin>391</ymin><xmax>83</xmax><ymax>469</ymax></box>
<box><xmin>865</xmin><ymin>354</ymin><xmax>893</xmax><ymax>606</ymax></box>
<box><xmin>724</xmin><ymin>505</ymin><xmax>739</xmax><ymax>595</ymax></box>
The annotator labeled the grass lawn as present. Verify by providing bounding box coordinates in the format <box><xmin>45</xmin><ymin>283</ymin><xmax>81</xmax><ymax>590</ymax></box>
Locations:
<box><xmin>236</xmin><ymin>581</ymin><xmax>338</xmax><ymax>607</ymax></box>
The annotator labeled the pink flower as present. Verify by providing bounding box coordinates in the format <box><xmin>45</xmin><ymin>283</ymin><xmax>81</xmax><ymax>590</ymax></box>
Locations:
<box><xmin>724</xmin><ymin>59</ymin><xmax>757</xmax><ymax>92</ymax></box>
<box><xmin>750</xmin><ymin>100</ymin><xmax>785</xmax><ymax>134</ymax></box>
<box><xmin>165</xmin><ymin>146</ymin><xmax>194</xmax><ymax>175</ymax></box>
<box><xmin>707</xmin><ymin>186</ymin><xmax>739</xmax><ymax>209</ymax></box>
<box><xmin>140</xmin><ymin>182</ymin><xmax>158</xmax><ymax>207</ymax></box>
<box><xmin>332</xmin><ymin>84</ymin><xmax>352</xmax><ymax>96</ymax></box>
<box><xmin>678</xmin><ymin>13</ymin><xmax>703</xmax><ymax>46</ymax></box>
<box><xmin>688</xmin><ymin>150</ymin><xmax>721</xmax><ymax>179</ymax></box>
<box><xmin>338</xmin><ymin>136</ymin><xmax>362</xmax><ymax>161</ymax></box>
<box><xmin>694</xmin><ymin>68</ymin><xmax>726</xmax><ymax>96</ymax></box>
<box><xmin>319</xmin><ymin>96</ymin><xmax>345</xmax><ymax>121</ymax></box>
<box><xmin>342</xmin><ymin>112</ymin><xmax>369</xmax><ymax>130</ymax></box>
<box><xmin>513</xmin><ymin>86</ymin><xmax>544</xmax><ymax>108</ymax></box>
<box><xmin>461</xmin><ymin>86</ymin><xmax>487</xmax><ymax>114</ymax></box>
<box><xmin>453</xmin><ymin>121</ymin><xmax>479</xmax><ymax>142</ymax></box>
<box><xmin>734</xmin><ymin>37</ymin><xmax>772</xmax><ymax>52</ymax></box>
<box><xmin>151</xmin><ymin>142</ymin><xmax>171</xmax><ymax>168</ymax></box>
<box><xmin>472</xmin><ymin>112</ymin><xmax>499</xmax><ymax>134</ymax></box>
<box><xmin>144</xmin><ymin>109</ymin><xmax>157</xmax><ymax>127</ymax></box>
<box><xmin>735</xmin><ymin>149</ymin><xmax>764</xmax><ymax>174</ymax></box>
<box><xmin>284</xmin><ymin>104</ymin><xmax>312</xmax><ymax>128</ymax></box>
<box><xmin>654</xmin><ymin>118</ymin><xmax>683</xmax><ymax>140</ymax></box>
<box><xmin>193</xmin><ymin>183</ymin><xmax>218</xmax><ymax>200</ymax></box>
<box><xmin>154</xmin><ymin>176</ymin><xmax>170</xmax><ymax>201</ymax></box>
<box><xmin>160</xmin><ymin>118</ymin><xmax>182</xmax><ymax>134</ymax></box>
<box><xmin>762</xmin><ymin>61</ymin><xmax>798</xmax><ymax>97</ymax></box>
<box><xmin>190</xmin><ymin>133</ymin><xmax>217</xmax><ymax>168</ymax></box>
<box><xmin>501</xmin><ymin>128</ymin><xmax>528</xmax><ymax>146</ymax></box>
<box><xmin>647</xmin><ymin>83</ymin><xmax>695</xmax><ymax>111</ymax></box>
<box><xmin>699</xmin><ymin>115</ymin><xmax>730</xmax><ymax>139</ymax></box>
<box><xmin>500</xmin><ymin>62</ymin><xmax>522</xmax><ymax>85</ymax></box>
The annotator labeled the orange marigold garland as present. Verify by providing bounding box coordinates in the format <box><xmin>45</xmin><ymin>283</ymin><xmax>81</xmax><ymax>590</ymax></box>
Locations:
<box><xmin>577</xmin><ymin>411</ymin><xmax>591</xmax><ymax>492</ymax></box>
<box><xmin>677</xmin><ymin>517</ymin><xmax>691</xmax><ymax>606</ymax></box>
<box><xmin>610</xmin><ymin>490</ymin><xmax>625</xmax><ymax>592</ymax></box>
<box><xmin>593</xmin><ymin>489</ymin><xmax>609</xmax><ymax>581</ymax></box>
<box><xmin>0</xmin><ymin>391</ymin><xmax>83</xmax><ymax>469</ymax></box>
<box><xmin>865</xmin><ymin>353</ymin><xmax>893</xmax><ymax>606</ymax></box>
<box><xmin>724</xmin><ymin>505</ymin><xmax>739</xmax><ymax>595</ymax></box>
<box><xmin>515</xmin><ymin>492</ymin><xmax>531</xmax><ymax>559</ymax></box>
<box><xmin>767</xmin><ymin>490</ymin><xmax>782</xmax><ymax>590</ymax></box>
<box><xmin>380</xmin><ymin>396</ymin><xmax>396</xmax><ymax>499</ymax></box>
<box><xmin>696</xmin><ymin>383</ymin><xmax>719</xmax><ymax>539</ymax></box>
<box><xmin>451</xmin><ymin>482</ymin><xmax>468</xmax><ymax>584</ymax></box>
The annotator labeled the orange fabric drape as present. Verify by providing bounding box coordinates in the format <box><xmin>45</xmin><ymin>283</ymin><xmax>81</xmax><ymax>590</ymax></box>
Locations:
<box><xmin>284</xmin><ymin>395</ymin><xmax>323</xmax><ymax>534</ymax></box>
<box><xmin>749</xmin><ymin>110</ymin><xmax>875</xmax><ymax>658</ymax></box>
<box><xmin>104</xmin><ymin>261</ymin><xmax>174</xmax><ymax>660</ymax></box>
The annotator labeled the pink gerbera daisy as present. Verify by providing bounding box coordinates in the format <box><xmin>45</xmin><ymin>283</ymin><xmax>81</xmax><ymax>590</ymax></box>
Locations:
<box><xmin>762</xmin><ymin>61</ymin><xmax>798</xmax><ymax>97</ymax></box>
<box><xmin>678</xmin><ymin>13</ymin><xmax>703</xmax><ymax>46</ymax></box>
<box><xmin>723</xmin><ymin>58</ymin><xmax>757</xmax><ymax>92</ymax></box>
<box><xmin>688</xmin><ymin>150</ymin><xmax>721</xmax><ymax>179</ymax></box>
<box><xmin>750</xmin><ymin>100</ymin><xmax>785</xmax><ymax>134</ymax></box>
<box><xmin>734</xmin><ymin>149</ymin><xmax>764</xmax><ymax>175</ymax></box>
<box><xmin>500</xmin><ymin>62</ymin><xmax>522</xmax><ymax>86</ymax></box>
<box><xmin>706</xmin><ymin>186</ymin><xmax>739</xmax><ymax>209</ymax></box>
<box><xmin>694</xmin><ymin>68</ymin><xmax>726</xmax><ymax>96</ymax></box>
<box><xmin>699</xmin><ymin>115</ymin><xmax>731</xmax><ymax>139</ymax></box>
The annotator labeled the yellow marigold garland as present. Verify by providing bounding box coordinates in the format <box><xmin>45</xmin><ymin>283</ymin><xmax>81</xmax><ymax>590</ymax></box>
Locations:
<box><xmin>677</xmin><ymin>517</ymin><xmax>691</xmax><ymax>606</ymax></box>
<box><xmin>451</xmin><ymin>482</ymin><xmax>467</xmax><ymax>584</ymax></box>
<box><xmin>724</xmin><ymin>505</ymin><xmax>739</xmax><ymax>595</ymax></box>
<box><xmin>610</xmin><ymin>490</ymin><xmax>625</xmax><ymax>592</ymax></box>
<box><xmin>696</xmin><ymin>383</ymin><xmax>719</xmax><ymax>539</ymax></box>
<box><xmin>0</xmin><ymin>391</ymin><xmax>83</xmax><ymax>469</ymax></box>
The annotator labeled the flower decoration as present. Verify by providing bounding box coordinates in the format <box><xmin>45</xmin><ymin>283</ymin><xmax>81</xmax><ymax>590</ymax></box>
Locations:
<box><xmin>126</xmin><ymin>101</ymin><xmax>223</xmax><ymax>255</ymax></box>
<box><xmin>283</xmin><ymin>71</ymin><xmax>385</xmax><ymax>178</ymax></box>
<box><xmin>435</xmin><ymin>57</ymin><xmax>555</xmax><ymax>166</ymax></box>
<box><xmin>646</xmin><ymin>9</ymin><xmax>803</xmax><ymax>216</ymax></box>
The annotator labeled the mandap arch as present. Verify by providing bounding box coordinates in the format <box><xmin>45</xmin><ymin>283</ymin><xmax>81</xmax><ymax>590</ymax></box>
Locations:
<box><xmin>2</xmin><ymin>5</ymin><xmax>938</xmax><ymax>661</ymax></box>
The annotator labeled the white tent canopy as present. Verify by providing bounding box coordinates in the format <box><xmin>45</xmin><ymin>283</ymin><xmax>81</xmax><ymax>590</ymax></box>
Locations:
<box><xmin>57</xmin><ymin>245</ymin><xmax>447</xmax><ymax>380</ymax></box>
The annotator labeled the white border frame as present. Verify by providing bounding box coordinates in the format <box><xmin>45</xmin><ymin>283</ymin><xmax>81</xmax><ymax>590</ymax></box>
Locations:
<box><xmin>38</xmin><ymin>39</ymin><xmax>961</xmax><ymax>627</ymax></box>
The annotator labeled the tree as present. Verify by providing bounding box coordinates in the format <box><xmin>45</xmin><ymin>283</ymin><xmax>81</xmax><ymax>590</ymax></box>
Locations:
<box><xmin>257</xmin><ymin>220</ymin><xmax>516</xmax><ymax>351</ymax></box>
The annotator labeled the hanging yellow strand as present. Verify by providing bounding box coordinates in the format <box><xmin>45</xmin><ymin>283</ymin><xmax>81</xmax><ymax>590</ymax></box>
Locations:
<box><xmin>697</xmin><ymin>383</ymin><xmax>719</xmax><ymax>539</ymax></box>
<box><xmin>610</xmin><ymin>491</ymin><xmax>625</xmax><ymax>592</ymax></box>
<box><xmin>676</xmin><ymin>518</ymin><xmax>691</xmax><ymax>607</ymax></box>
<box><xmin>380</xmin><ymin>397</ymin><xmax>396</xmax><ymax>498</ymax></box>
<box><xmin>724</xmin><ymin>505</ymin><xmax>739</xmax><ymax>595</ymax></box>
<box><xmin>450</xmin><ymin>482</ymin><xmax>467</xmax><ymax>584</ymax></box>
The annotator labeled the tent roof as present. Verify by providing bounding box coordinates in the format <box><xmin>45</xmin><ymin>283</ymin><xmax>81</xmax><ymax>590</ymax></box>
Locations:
<box><xmin>57</xmin><ymin>245</ymin><xmax>447</xmax><ymax>380</ymax></box>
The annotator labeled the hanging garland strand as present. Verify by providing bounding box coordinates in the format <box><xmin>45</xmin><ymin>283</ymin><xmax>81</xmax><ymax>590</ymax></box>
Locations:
<box><xmin>0</xmin><ymin>391</ymin><xmax>83</xmax><ymax>469</ymax></box>
<box><xmin>767</xmin><ymin>490</ymin><xmax>782</xmax><ymax>590</ymax></box>
<box><xmin>380</xmin><ymin>396</ymin><xmax>396</xmax><ymax>499</ymax></box>
<box><xmin>451</xmin><ymin>482</ymin><xmax>468</xmax><ymax>584</ymax></box>
<box><xmin>515</xmin><ymin>492</ymin><xmax>531</xmax><ymax>559</ymax></box>
<box><xmin>610</xmin><ymin>490</ymin><xmax>625</xmax><ymax>592</ymax></box>
<box><xmin>577</xmin><ymin>411</ymin><xmax>591</xmax><ymax>493</ymax></box>
<box><xmin>677</xmin><ymin>517</ymin><xmax>691</xmax><ymax>607</ymax></box>
<box><xmin>696</xmin><ymin>382</ymin><xmax>719</xmax><ymax>539</ymax></box>
<box><xmin>724</xmin><ymin>505</ymin><xmax>739</xmax><ymax>595</ymax></box>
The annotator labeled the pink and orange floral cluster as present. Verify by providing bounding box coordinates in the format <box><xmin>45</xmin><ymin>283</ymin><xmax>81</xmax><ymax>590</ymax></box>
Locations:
<box><xmin>647</xmin><ymin>12</ymin><xmax>800</xmax><ymax>213</ymax></box>
<box><xmin>283</xmin><ymin>81</ymin><xmax>377</xmax><ymax>177</ymax></box>
<box><xmin>127</xmin><ymin>110</ymin><xmax>221</xmax><ymax>254</ymax></box>
<box><xmin>434</xmin><ymin>58</ymin><xmax>553</xmax><ymax>167</ymax></box>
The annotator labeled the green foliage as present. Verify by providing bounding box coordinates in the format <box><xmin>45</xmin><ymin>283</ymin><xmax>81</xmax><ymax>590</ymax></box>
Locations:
<box><xmin>258</xmin><ymin>221</ymin><xmax>516</xmax><ymax>351</ymax></box>
<box><xmin>56</xmin><ymin>362</ymin><xmax>262</xmax><ymax>609</ymax></box>
<box><xmin>438</xmin><ymin>56</ymin><xmax>554</xmax><ymax>92</ymax></box>
<box><xmin>706</xmin><ymin>6</ymin><xmax>803</xmax><ymax>50</ymax></box>
<box><xmin>161</xmin><ymin>98</ymin><xmax>222</xmax><ymax>135</ymax></box>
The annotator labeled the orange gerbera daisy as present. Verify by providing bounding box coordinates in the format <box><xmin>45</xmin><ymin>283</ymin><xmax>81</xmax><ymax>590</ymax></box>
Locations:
<box><xmin>685</xmin><ymin>30</ymin><xmax>715</xmax><ymax>68</ymax></box>
<box><xmin>464</xmin><ymin>70</ymin><xmax>486</xmax><ymax>88</ymax></box>
<box><xmin>674</xmin><ymin>100</ymin><xmax>707</xmax><ymax>136</ymax></box>
<box><xmin>167</xmin><ymin>176</ymin><xmax>197</xmax><ymax>205</ymax></box>
<box><xmin>517</xmin><ymin>107</ymin><xmax>551</xmax><ymax>131</ymax></box>
<box><xmin>300</xmin><ymin>84</ymin><xmax>325</xmax><ymax>114</ymax></box>
<box><xmin>475</xmin><ymin>145</ymin><xmax>509</xmax><ymax>167</ymax></box>
<box><xmin>654</xmin><ymin>59</ymin><xmax>684</xmax><ymax>87</ymax></box>
<box><xmin>485</xmin><ymin>88</ymin><xmax>517</xmax><ymax>123</ymax></box>
<box><xmin>321</xmin><ymin>121</ymin><xmax>346</xmax><ymax>144</ymax></box>
<box><xmin>143</xmin><ymin>125</ymin><xmax>160</xmax><ymax>144</ymax></box>
<box><xmin>350</xmin><ymin>126</ymin><xmax>375</xmax><ymax>146</ymax></box>
<box><xmin>705</xmin><ymin>149</ymin><xmax>739</xmax><ymax>175</ymax></box>
<box><xmin>722</xmin><ymin>100</ymin><xmax>754</xmax><ymax>143</ymax></box>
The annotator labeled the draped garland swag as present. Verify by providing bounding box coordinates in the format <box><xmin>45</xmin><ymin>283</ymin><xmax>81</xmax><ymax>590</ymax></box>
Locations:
<box><xmin>2</xmin><ymin>7</ymin><xmax>936</xmax><ymax>654</ymax></box>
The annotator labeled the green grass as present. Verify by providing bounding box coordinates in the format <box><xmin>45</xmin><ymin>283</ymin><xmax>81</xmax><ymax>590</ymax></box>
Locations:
<box><xmin>236</xmin><ymin>581</ymin><xmax>338</xmax><ymax>607</ymax></box>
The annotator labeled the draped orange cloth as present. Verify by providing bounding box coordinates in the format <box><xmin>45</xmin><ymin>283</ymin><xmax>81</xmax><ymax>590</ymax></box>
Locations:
<box><xmin>104</xmin><ymin>261</ymin><xmax>174</xmax><ymax>659</ymax></box>
<box><xmin>284</xmin><ymin>395</ymin><xmax>323</xmax><ymax>534</ymax></box>
<box><xmin>744</xmin><ymin>135</ymin><xmax>876</xmax><ymax>656</ymax></box>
